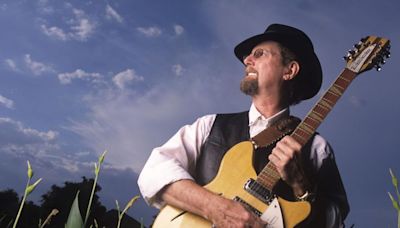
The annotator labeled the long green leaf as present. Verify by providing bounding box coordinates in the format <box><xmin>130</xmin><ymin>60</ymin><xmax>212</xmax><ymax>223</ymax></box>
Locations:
<box><xmin>65</xmin><ymin>191</ymin><xmax>83</xmax><ymax>228</ymax></box>
<box><xmin>391</xmin><ymin>168</ymin><xmax>399</xmax><ymax>188</ymax></box>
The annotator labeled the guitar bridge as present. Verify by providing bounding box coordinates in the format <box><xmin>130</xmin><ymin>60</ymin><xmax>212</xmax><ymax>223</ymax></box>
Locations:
<box><xmin>244</xmin><ymin>178</ymin><xmax>273</xmax><ymax>204</ymax></box>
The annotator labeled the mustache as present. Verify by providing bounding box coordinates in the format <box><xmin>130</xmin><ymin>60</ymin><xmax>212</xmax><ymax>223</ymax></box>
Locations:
<box><xmin>245</xmin><ymin>67</ymin><xmax>258</xmax><ymax>75</ymax></box>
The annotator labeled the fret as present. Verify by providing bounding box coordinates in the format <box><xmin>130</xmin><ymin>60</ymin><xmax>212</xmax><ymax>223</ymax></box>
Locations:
<box><xmin>292</xmin><ymin>130</ymin><xmax>308</xmax><ymax>145</ymax></box>
<box><xmin>323</xmin><ymin>93</ymin><xmax>338</xmax><ymax>105</ymax></box>
<box><xmin>315</xmin><ymin>102</ymin><xmax>329</xmax><ymax>112</ymax></box>
<box><xmin>322</xmin><ymin>96</ymin><xmax>335</xmax><ymax>105</ymax></box>
<box><xmin>338</xmin><ymin>74</ymin><xmax>351</xmax><ymax>83</ymax></box>
<box><xmin>257</xmin><ymin>166</ymin><xmax>280</xmax><ymax>190</ymax></box>
<box><xmin>320</xmin><ymin>99</ymin><xmax>333</xmax><ymax>110</ymax></box>
<box><xmin>326</xmin><ymin>89</ymin><xmax>339</xmax><ymax>98</ymax></box>
<box><xmin>309</xmin><ymin>111</ymin><xmax>323</xmax><ymax>123</ymax></box>
<box><xmin>329</xmin><ymin>85</ymin><xmax>343</xmax><ymax>96</ymax></box>
<box><xmin>298</xmin><ymin>124</ymin><xmax>314</xmax><ymax>135</ymax></box>
<box><xmin>313</xmin><ymin>105</ymin><xmax>328</xmax><ymax>118</ymax></box>
<box><xmin>259</xmin><ymin>171</ymin><xmax>274</xmax><ymax>181</ymax></box>
<box><xmin>302</xmin><ymin>120</ymin><xmax>316</xmax><ymax>132</ymax></box>
<box><xmin>333</xmin><ymin>82</ymin><xmax>345</xmax><ymax>91</ymax></box>
<box><xmin>304</xmin><ymin>116</ymin><xmax>320</xmax><ymax>129</ymax></box>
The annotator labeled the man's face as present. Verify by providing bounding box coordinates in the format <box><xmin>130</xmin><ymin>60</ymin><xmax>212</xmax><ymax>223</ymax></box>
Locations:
<box><xmin>240</xmin><ymin>41</ymin><xmax>288</xmax><ymax>97</ymax></box>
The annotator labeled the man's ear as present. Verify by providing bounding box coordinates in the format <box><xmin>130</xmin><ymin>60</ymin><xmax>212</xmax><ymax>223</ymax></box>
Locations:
<box><xmin>283</xmin><ymin>61</ymin><xmax>300</xmax><ymax>81</ymax></box>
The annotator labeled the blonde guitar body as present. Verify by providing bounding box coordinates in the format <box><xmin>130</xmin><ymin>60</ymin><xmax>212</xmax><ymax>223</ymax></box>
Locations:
<box><xmin>153</xmin><ymin>141</ymin><xmax>311</xmax><ymax>228</ymax></box>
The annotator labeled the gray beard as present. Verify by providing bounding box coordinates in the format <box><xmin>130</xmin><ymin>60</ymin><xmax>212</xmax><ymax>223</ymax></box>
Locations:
<box><xmin>240</xmin><ymin>78</ymin><xmax>258</xmax><ymax>96</ymax></box>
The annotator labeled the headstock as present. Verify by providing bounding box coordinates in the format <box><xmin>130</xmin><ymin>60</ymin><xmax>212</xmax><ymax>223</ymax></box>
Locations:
<box><xmin>344</xmin><ymin>36</ymin><xmax>391</xmax><ymax>74</ymax></box>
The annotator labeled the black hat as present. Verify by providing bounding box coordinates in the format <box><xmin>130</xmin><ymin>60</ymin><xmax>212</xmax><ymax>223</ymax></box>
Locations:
<box><xmin>234</xmin><ymin>23</ymin><xmax>322</xmax><ymax>100</ymax></box>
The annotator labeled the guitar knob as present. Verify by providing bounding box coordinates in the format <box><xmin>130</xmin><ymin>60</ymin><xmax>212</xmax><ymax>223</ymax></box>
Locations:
<box><xmin>375</xmin><ymin>65</ymin><xmax>382</xmax><ymax>71</ymax></box>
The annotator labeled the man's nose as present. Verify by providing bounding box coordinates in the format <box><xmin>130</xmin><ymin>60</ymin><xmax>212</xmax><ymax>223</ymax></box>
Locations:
<box><xmin>243</xmin><ymin>55</ymin><xmax>254</xmax><ymax>66</ymax></box>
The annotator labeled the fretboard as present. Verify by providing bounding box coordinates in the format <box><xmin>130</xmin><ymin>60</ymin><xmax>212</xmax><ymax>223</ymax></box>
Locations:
<box><xmin>256</xmin><ymin>68</ymin><xmax>357</xmax><ymax>190</ymax></box>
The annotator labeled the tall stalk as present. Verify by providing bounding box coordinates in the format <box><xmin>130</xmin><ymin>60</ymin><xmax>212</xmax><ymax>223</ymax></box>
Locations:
<box><xmin>83</xmin><ymin>151</ymin><xmax>107</xmax><ymax>227</ymax></box>
<box><xmin>13</xmin><ymin>161</ymin><xmax>42</xmax><ymax>228</ymax></box>
<box><xmin>115</xmin><ymin>196</ymin><xmax>139</xmax><ymax>228</ymax></box>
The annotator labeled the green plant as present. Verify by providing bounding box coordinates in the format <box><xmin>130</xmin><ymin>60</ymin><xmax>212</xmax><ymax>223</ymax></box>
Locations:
<box><xmin>388</xmin><ymin>168</ymin><xmax>400</xmax><ymax>228</ymax></box>
<box><xmin>12</xmin><ymin>161</ymin><xmax>42</xmax><ymax>228</ymax></box>
<box><xmin>65</xmin><ymin>150</ymin><xmax>107</xmax><ymax>228</ymax></box>
<box><xmin>115</xmin><ymin>195</ymin><xmax>140</xmax><ymax>228</ymax></box>
<box><xmin>65</xmin><ymin>191</ymin><xmax>83</xmax><ymax>228</ymax></box>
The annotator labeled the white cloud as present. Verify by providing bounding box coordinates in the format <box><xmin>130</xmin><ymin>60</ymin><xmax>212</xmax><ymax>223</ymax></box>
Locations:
<box><xmin>172</xmin><ymin>64</ymin><xmax>185</xmax><ymax>76</ymax></box>
<box><xmin>0</xmin><ymin>95</ymin><xmax>14</xmax><ymax>109</ymax></box>
<box><xmin>112</xmin><ymin>69</ymin><xmax>144</xmax><ymax>89</ymax></box>
<box><xmin>105</xmin><ymin>4</ymin><xmax>123</xmax><ymax>23</ymax></box>
<box><xmin>0</xmin><ymin>117</ymin><xmax>57</xmax><ymax>145</ymax></box>
<box><xmin>137</xmin><ymin>26</ymin><xmax>162</xmax><ymax>37</ymax></box>
<box><xmin>66</xmin><ymin>75</ymin><xmax>237</xmax><ymax>172</ymax></box>
<box><xmin>174</xmin><ymin>24</ymin><xmax>184</xmax><ymax>36</ymax></box>
<box><xmin>24</xmin><ymin>54</ymin><xmax>54</xmax><ymax>75</ymax></box>
<box><xmin>4</xmin><ymin>59</ymin><xmax>19</xmax><ymax>72</ymax></box>
<box><xmin>0</xmin><ymin>117</ymin><xmax>88</xmax><ymax>176</ymax></box>
<box><xmin>41</xmin><ymin>25</ymin><xmax>68</xmax><ymax>41</ymax></box>
<box><xmin>40</xmin><ymin>8</ymin><xmax>96</xmax><ymax>41</ymax></box>
<box><xmin>70</xmin><ymin>9</ymin><xmax>96</xmax><ymax>41</ymax></box>
<box><xmin>58</xmin><ymin>69</ymin><xmax>101</xmax><ymax>84</ymax></box>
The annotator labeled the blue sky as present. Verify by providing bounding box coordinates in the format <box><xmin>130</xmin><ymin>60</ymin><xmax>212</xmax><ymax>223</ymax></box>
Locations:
<box><xmin>0</xmin><ymin>0</ymin><xmax>399</xmax><ymax>227</ymax></box>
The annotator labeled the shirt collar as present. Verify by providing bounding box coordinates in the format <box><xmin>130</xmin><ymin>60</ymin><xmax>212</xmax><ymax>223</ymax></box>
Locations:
<box><xmin>248</xmin><ymin>103</ymin><xmax>290</xmax><ymax>127</ymax></box>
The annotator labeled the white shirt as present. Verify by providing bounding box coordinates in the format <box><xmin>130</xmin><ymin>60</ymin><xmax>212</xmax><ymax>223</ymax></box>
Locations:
<box><xmin>137</xmin><ymin>104</ymin><xmax>332</xmax><ymax>208</ymax></box>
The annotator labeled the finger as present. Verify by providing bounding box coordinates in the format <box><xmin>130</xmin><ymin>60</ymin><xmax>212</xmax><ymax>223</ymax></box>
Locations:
<box><xmin>268</xmin><ymin>151</ymin><xmax>283</xmax><ymax>166</ymax></box>
<box><xmin>280</xmin><ymin>136</ymin><xmax>302</xmax><ymax>152</ymax></box>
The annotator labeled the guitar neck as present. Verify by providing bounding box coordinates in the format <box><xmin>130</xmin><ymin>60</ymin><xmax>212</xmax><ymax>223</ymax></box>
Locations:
<box><xmin>256</xmin><ymin>68</ymin><xmax>357</xmax><ymax>190</ymax></box>
<box><xmin>292</xmin><ymin>68</ymin><xmax>357</xmax><ymax>146</ymax></box>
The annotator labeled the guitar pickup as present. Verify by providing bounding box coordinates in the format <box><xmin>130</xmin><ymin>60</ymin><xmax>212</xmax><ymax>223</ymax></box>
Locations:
<box><xmin>244</xmin><ymin>178</ymin><xmax>273</xmax><ymax>204</ymax></box>
<box><xmin>233</xmin><ymin>196</ymin><xmax>262</xmax><ymax>217</ymax></box>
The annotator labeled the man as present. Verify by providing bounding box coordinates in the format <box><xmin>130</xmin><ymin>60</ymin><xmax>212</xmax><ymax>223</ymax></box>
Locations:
<box><xmin>138</xmin><ymin>24</ymin><xmax>349</xmax><ymax>227</ymax></box>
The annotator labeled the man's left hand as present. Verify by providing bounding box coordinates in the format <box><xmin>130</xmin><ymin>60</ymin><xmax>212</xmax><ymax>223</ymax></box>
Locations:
<box><xmin>268</xmin><ymin>135</ymin><xmax>309</xmax><ymax>196</ymax></box>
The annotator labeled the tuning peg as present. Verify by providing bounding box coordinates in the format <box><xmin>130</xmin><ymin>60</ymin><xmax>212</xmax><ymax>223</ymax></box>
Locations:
<box><xmin>385</xmin><ymin>51</ymin><xmax>391</xmax><ymax>58</ymax></box>
<box><xmin>343</xmin><ymin>52</ymin><xmax>353</xmax><ymax>61</ymax></box>
<box><xmin>375</xmin><ymin>65</ymin><xmax>382</xmax><ymax>71</ymax></box>
<box><xmin>353</xmin><ymin>43</ymin><xmax>362</xmax><ymax>49</ymax></box>
<box><xmin>360</xmin><ymin>36</ymin><xmax>369</xmax><ymax>43</ymax></box>
<box><xmin>348</xmin><ymin>49</ymin><xmax>357</xmax><ymax>55</ymax></box>
<box><xmin>384</xmin><ymin>44</ymin><xmax>391</xmax><ymax>58</ymax></box>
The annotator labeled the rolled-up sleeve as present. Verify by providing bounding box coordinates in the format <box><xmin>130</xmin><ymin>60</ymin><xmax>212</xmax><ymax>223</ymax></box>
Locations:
<box><xmin>137</xmin><ymin>114</ymin><xmax>216</xmax><ymax>208</ymax></box>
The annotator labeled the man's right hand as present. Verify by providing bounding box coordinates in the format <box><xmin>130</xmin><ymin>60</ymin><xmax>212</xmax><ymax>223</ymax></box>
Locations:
<box><xmin>206</xmin><ymin>196</ymin><xmax>266</xmax><ymax>227</ymax></box>
<box><xmin>161</xmin><ymin>179</ymin><xmax>266</xmax><ymax>228</ymax></box>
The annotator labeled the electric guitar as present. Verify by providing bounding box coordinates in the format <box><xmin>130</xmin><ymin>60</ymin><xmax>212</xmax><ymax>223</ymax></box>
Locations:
<box><xmin>153</xmin><ymin>36</ymin><xmax>391</xmax><ymax>228</ymax></box>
